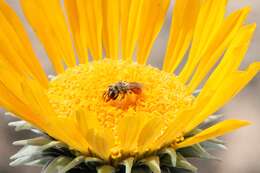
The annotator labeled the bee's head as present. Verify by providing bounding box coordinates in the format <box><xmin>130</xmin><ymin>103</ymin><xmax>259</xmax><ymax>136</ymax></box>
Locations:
<box><xmin>108</xmin><ymin>87</ymin><xmax>118</xmax><ymax>99</ymax></box>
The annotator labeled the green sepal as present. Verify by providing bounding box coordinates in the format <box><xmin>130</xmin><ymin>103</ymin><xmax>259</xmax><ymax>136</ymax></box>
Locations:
<box><xmin>42</xmin><ymin>156</ymin><xmax>72</xmax><ymax>173</ymax></box>
<box><xmin>97</xmin><ymin>165</ymin><xmax>115</xmax><ymax>173</ymax></box>
<box><xmin>13</xmin><ymin>137</ymin><xmax>52</xmax><ymax>146</ymax></box>
<box><xmin>203</xmin><ymin>114</ymin><xmax>224</xmax><ymax>125</ymax></box>
<box><xmin>25</xmin><ymin>157</ymin><xmax>53</xmax><ymax>167</ymax></box>
<box><xmin>10</xmin><ymin>155</ymin><xmax>44</xmax><ymax>167</ymax></box>
<box><xmin>208</xmin><ymin>138</ymin><xmax>225</xmax><ymax>145</ymax></box>
<box><xmin>139</xmin><ymin>156</ymin><xmax>161</xmax><ymax>173</ymax></box>
<box><xmin>177</xmin><ymin>144</ymin><xmax>219</xmax><ymax>160</ymax></box>
<box><xmin>176</xmin><ymin>153</ymin><xmax>197</xmax><ymax>173</ymax></box>
<box><xmin>10</xmin><ymin>145</ymin><xmax>41</xmax><ymax>160</ymax></box>
<box><xmin>8</xmin><ymin>120</ymin><xmax>35</xmax><ymax>132</ymax></box>
<box><xmin>120</xmin><ymin>157</ymin><xmax>134</xmax><ymax>173</ymax></box>
<box><xmin>185</xmin><ymin>128</ymin><xmax>202</xmax><ymax>137</ymax></box>
<box><xmin>84</xmin><ymin>157</ymin><xmax>103</xmax><ymax>164</ymax></box>
<box><xmin>59</xmin><ymin>156</ymin><xmax>85</xmax><ymax>173</ymax></box>
<box><xmin>199</xmin><ymin>114</ymin><xmax>224</xmax><ymax>128</ymax></box>
<box><xmin>39</xmin><ymin>141</ymin><xmax>67</xmax><ymax>152</ymax></box>
<box><xmin>200</xmin><ymin>141</ymin><xmax>227</xmax><ymax>151</ymax></box>
<box><xmin>159</xmin><ymin>148</ymin><xmax>177</xmax><ymax>167</ymax></box>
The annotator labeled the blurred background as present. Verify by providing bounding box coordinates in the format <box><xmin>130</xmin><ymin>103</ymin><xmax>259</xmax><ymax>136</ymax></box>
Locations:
<box><xmin>0</xmin><ymin>0</ymin><xmax>259</xmax><ymax>173</ymax></box>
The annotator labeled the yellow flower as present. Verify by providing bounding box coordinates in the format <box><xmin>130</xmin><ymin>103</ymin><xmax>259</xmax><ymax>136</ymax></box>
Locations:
<box><xmin>0</xmin><ymin>0</ymin><xmax>260</xmax><ymax>171</ymax></box>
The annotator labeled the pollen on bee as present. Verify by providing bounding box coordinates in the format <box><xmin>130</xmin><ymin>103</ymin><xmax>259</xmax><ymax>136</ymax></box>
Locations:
<box><xmin>108</xmin><ymin>90</ymin><xmax>144</xmax><ymax>110</ymax></box>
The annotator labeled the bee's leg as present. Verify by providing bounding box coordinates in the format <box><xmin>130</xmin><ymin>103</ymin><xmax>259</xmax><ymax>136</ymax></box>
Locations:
<box><xmin>103</xmin><ymin>92</ymin><xmax>106</xmax><ymax>100</ymax></box>
<box><xmin>103</xmin><ymin>91</ymin><xmax>107</xmax><ymax>99</ymax></box>
<box><xmin>121</xmin><ymin>91</ymin><xmax>128</xmax><ymax>100</ymax></box>
<box><xmin>114</xmin><ymin>93</ymin><xmax>119</xmax><ymax>100</ymax></box>
<box><xmin>103</xmin><ymin>91</ymin><xmax>110</xmax><ymax>102</ymax></box>
<box><xmin>120</xmin><ymin>94</ymin><xmax>125</xmax><ymax>100</ymax></box>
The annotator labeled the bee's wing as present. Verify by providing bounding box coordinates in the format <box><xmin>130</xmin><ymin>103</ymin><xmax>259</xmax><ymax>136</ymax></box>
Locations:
<box><xmin>128</xmin><ymin>82</ymin><xmax>143</xmax><ymax>94</ymax></box>
<box><xmin>128</xmin><ymin>82</ymin><xmax>143</xmax><ymax>88</ymax></box>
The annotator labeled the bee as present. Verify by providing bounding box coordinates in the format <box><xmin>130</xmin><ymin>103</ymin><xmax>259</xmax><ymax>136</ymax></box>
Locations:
<box><xmin>103</xmin><ymin>81</ymin><xmax>143</xmax><ymax>102</ymax></box>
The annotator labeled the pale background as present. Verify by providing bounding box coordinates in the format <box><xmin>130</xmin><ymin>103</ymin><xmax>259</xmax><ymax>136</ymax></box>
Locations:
<box><xmin>0</xmin><ymin>0</ymin><xmax>259</xmax><ymax>173</ymax></box>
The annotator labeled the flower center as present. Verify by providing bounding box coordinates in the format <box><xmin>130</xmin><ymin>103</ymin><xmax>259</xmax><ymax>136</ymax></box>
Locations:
<box><xmin>47</xmin><ymin>59</ymin><xmax>194</xmax><ymax>128</ymax></box>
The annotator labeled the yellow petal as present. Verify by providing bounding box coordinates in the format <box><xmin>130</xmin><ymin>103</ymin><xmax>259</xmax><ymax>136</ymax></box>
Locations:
<box><xmin>0</xmin><ymin>0</ymin><xmax>48</xmax><ymax>86</ymax></box>
<box><xmin>138</xmin><ymin>117</ymin><xmax>166</xmax><ymax>152</ymax></box>
<box><xmin>20</xmin><ymin>79</ymin><xmax>53</xmax><ymax>123</ymax></box>
<box><xmin>117</xmin><ymin>115</ymin><xmax>147</xmax><ymax>152</ymax></box>
<box><xmin>185</xmin><ymin>62</ymin><xmax>260</xmax><ymax>133</ymax></box>
<box><xmin>65</xmin><ymin>0</ymin><xmax>103</xmax><ymax>61</ymax></box>
<box><xmin>154</xmin><ymin>96</ymin><xmax>210</xmax><ymax>148</ymax></box>
<box><xmin>176</xmin><ymin>119</ymin><xmax>250</xmax><ymax>148</ymax></box>
<box><xmin>0</xmin><ymin>60</ymin><xmax>48</xmax><ymax>127</ymax></box>
<box><xmin>192</xmin><ymin>23</ymin><xmax>256</xmax><ymax>94</ymax></box>
<box><xmin>0</xmin><ymin>58</ymin><xmax>24</xmax><ymax>100</ymax></box>
<box><xmin>0</xmin><ymin>82</ymin><xmax>42</xmax><ymax>126</ymax></box>
<box><xmin>84</xmin><ymin>0</ymin><xmax>103</xmax><ymax>60</ymax></box>
<box><xmin>102</xmin><ymin>0</ymin><xmax>119</xmax><ymax>59</ymax></box>
<box><xmin>85</xmin><ymin>128</ymin><xmax>115</xmax><ymax>160</ymax></box>
<box><xmin>163</xmin><ymin>0</ymin><xmax>201</xmax><ymax>72</ymax></box>
<box><xmin>121</xmin><ymin>0</ymin><xmax>144</xmax><ymax>60</ymax></box>
<box><xmin>52</xmin><ymin>117</ymin><xmax>89</xmax><ymax>153</ymax></box>
<box><xmin>187</xmin><ymin>8</ymin><xmax>251</xmax><ymax>93</ymax></box>
<box><xmin>179</xmin><ymin>0</ymin><xmax>227</xmax><ymax>82</ymax></box>
<box><xmin>137</xmin><ymin>0</ymin><xmax>170</xmax><ymax>64</ymax></box>
<box><xmin>64</xmin><ymin>0</ymin><xmax>88</xmax><ymax>63</ymax></box>
<box><xmin>0</xmin><ymin>29</ymin><xmax>32</xmax><ymax>77</ymax></box>
<box><xmin>0</xmin><ymin>59</ymin><xmax>43</xmax><ymax>125</ymax></box>
<box><xmin>74</xmin><ymin>109</ymin><xmax>100</xmax><ymax>137</ymax></box>
<box><xmin>20</xmin><ymin>0</ymin><xmax>76</xmax><ymax>73</ymax></box>
<box><xmin>75</xmin><ymin>109</ymin><xmax>89</xmax><ymax>138</ymax></box>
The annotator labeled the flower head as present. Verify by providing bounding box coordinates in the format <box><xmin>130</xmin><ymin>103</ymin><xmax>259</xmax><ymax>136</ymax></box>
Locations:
<box><xmin>0</xmin><ymin>0</ymin><xmax>259</xmax><ymax>172</ymax></box>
